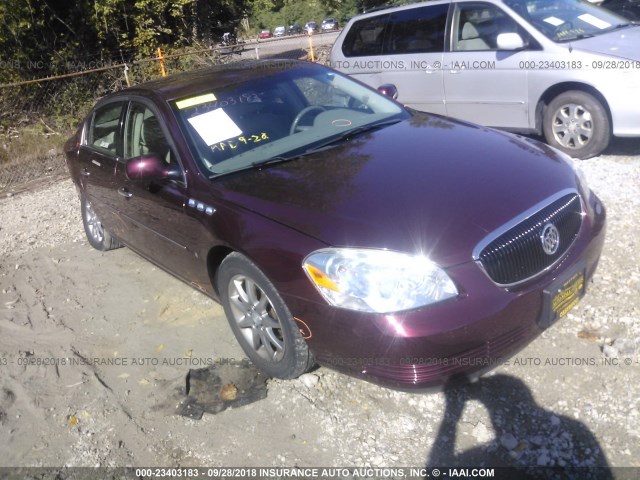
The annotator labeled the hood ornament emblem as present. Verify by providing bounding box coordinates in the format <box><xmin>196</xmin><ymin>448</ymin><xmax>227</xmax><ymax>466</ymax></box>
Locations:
<box><xmin>541</xmin><ymin>223</ymin><xmax>560</xmax><ymax>255</ymax></box>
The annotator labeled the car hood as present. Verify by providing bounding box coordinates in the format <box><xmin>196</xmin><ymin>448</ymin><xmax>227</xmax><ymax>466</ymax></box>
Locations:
<box><xmin>215</xmin><ymin>114</ymin><xmax>579</xmax><ymax>267</ymax></box>
<box><xmin>572</xmin><ymin>25</ymin><xmax>640</xmax><ymax>60</ymax></box>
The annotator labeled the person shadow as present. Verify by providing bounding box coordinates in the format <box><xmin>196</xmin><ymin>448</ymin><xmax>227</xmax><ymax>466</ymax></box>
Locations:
<box><xmin>425</xmin><ymin>374</ymin><xmax>613</xmax><ymax>480</ymax></box>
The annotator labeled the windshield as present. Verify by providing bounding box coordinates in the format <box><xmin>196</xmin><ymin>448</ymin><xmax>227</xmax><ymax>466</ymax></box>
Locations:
<box><xmin>173</xmin><ymin>65</ymin><xmax>406</xmax><ymax>176</ymax></box>
<box><xmin>503</xmin><ymin>0</ymin><xmax>631</xmax><ymax>42</ymax></box>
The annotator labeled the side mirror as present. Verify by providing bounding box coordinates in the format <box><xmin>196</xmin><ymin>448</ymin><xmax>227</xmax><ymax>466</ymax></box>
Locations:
<box><xmin>377</xmin><ymin>84</ymin><xmax>398</xmax><ymax>100</ymax></box>
<box><xmin>125</xmin><ymin>154</ymin><xmax>181</xmax><ymax>182</ymax></box>
<box><xmin>497</xmin><ymin>33</ymin><xmax>524</xmax><ymax>50</ymax></box>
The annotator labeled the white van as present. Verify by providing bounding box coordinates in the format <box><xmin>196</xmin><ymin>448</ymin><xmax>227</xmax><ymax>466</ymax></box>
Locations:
<box><xmin>331</xmin><ymin>0</ymin><xmax>640</xmax><ymax>158</ymax></box>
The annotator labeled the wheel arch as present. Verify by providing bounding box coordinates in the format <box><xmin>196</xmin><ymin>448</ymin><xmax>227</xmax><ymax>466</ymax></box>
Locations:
<box><xmin>535</xmin><ymin>82</ymin><xmax>613</xmax><ymax>136</ymax></box>
<box><xmin>206</xmin><ymin>245</ymin><xmax>235</xmax><ymax>297</ymax></box>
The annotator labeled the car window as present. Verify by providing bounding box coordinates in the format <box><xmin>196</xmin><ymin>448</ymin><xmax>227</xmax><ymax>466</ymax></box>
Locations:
<box><xmin>503</xmin><ymin>0</ymin><xmax>630</xmax><ymax>42</ymax></box>
<box><xmin>173</xmin><ymin>66</ymin><xmax>406</xmax><ymax>176</ymax></box>
<box><xmin>88</xmin><ymin>102</ymin><xmax>124</xmax><ymax>155</ymax></box>
<box><xmin>124</xmin><ymin>103</ymin><xmax>177</xmax><ymax>166</ymax></box>
<box><xmin>453</xmin><ymin>2</ymin><xmax>527</xmax><ymax>51</ymax></box>
<box><xmin>384</xmin><ymin>4</ymin><xmax>449</xmax><ymax>54</ymax></box>
<box><xmin>342</xmin><ymin>14</ymin><xmax>390</xmax><ymax>57</ymax></box>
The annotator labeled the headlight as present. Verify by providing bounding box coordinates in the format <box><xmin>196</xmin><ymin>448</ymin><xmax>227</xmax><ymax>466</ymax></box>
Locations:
<box><xmin>302</xmin><ymin>248</ymin><xmax>458</xmax><ymax>313</ymax></box>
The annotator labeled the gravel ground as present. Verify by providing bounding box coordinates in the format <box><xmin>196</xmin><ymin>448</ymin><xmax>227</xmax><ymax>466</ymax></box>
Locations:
<box><xmin>0</xmin><ymin>144</ymin><xmax>638</xmax><ymax>476</ymax></box>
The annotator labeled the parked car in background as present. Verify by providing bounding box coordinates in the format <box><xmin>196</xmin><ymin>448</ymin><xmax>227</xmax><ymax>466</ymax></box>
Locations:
<box><xmin>331</xmin><ymin>0</ymin><xmax>640</xmax><ymax>158</ymax></box>
<box><xmin>258</xmin><ymin>29</ymin><xmax>272</xmax><ymax>39</ymax></box>
<box><xmin>288</xmin><ymin>23</ymin><xmax>302</xmax><ymax>35</ymax></box>
<box><xmin>273</xmin><ymin>26</ymin><xmax>286</xmax><ymax>37</ymax></box>
<box><xmin>64</xmin><ymin>60</ymin><xmax>605</xmax><ymax>390</ymax></box>
<box><xmin>600</xmin><ymin>0</ymin><xmax>640</xmax><ymax>19</ymax></box>
<box><xmin>305</xmin><ymin>21</ymin><xmax>319</xmax><ymax>33</ymax></box>
<box><xmin>321</xmin><ymin>18</ymin><xmax>339</xmax><ymax>31</ymax></box>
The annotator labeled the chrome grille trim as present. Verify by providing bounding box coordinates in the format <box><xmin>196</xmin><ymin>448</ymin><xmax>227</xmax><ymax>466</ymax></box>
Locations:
<box><xmin>473</xmin><ymin>188</ymin><xmax>584</xmax><ymax>287</ymax></box>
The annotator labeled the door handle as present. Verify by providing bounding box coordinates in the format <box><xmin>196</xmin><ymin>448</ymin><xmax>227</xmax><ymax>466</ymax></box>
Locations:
<box><xmin>80</xmin><ymin>168</ymin><xmax>90</xmax><ymax>177</ymax></box>
<box><xmin>118</xmin><ymin>187</ymin><xmax>133</xmax><ymax>199</ymax></box>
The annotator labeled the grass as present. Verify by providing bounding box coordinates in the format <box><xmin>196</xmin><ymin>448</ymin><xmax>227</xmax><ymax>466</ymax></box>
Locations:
<box><xmin>0</xmin><ymin>126</ymin><xmax>69</xmax><ymax>165</ymax></box>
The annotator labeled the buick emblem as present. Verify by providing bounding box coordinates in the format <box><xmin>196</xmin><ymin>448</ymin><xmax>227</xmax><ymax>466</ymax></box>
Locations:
<box><xmin>541</xmin><ymin>223</ymin><xmax>560</xmax><ymax>255</ymax></box>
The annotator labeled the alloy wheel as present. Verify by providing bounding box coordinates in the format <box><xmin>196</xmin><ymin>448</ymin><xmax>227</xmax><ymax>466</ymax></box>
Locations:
<box><xmin>84</xmin><ymin>200</ymin><xmax>104</xmax><ymax>243</ymax></box>
<box><xmin>228</xmin><ymin>274</ymin><xmax>285</xmax><ymax>362</ymax></box>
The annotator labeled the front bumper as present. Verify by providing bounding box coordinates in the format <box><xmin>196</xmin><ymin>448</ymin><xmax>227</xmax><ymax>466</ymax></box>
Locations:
<box><xmin>286</xmin><ymin>192</ymin><xmax>606</xmax><ymax>390</ymax></box>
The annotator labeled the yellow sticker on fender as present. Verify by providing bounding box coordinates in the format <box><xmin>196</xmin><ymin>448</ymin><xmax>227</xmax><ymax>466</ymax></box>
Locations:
<box><xmin>176</xmin><ymin>93</ymin><xmax>217</xmax><ymax>109</ymax></box>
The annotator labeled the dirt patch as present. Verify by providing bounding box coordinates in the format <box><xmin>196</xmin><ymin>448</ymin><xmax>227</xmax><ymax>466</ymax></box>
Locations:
<box><xmin>0</xmin><ymin>149</ymin><xmax>639</xmax><ymax>469</ymax></box>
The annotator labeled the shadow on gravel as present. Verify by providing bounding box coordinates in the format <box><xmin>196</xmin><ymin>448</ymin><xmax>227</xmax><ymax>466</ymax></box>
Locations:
<box><xmin>425</xmin><ymin>374</ymin><xmax>613</xmax><ymax>480</ymax></box>
<box><xmin>523</xmin><ymin>135</ymin><xmax>640</xmax><ymax>157</ymax></box>
<box><xmin>600</xmin><ymin>138</ymin><xmax>640</xmax><ymax>157</ymax></box>
<box><xmin>261</xmin><ymin>48</ymin><xmax>308</xmax><ymax>60</ymax></box>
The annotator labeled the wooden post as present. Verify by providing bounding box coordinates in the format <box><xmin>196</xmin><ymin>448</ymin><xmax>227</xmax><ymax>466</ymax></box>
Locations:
<box><xmin>123</xmin><ymin>64</ymin><xmax>131</xmax><ymax>87</ymax></box>
<box><xmin>307</xmin><ymin>30</ymin><xmax>315</xmax><ymax>63</ymax></box>
<box><xmin>157</xmin><ymin>48</ymin><xmax>167</xmax><ymax>77</ymax></box>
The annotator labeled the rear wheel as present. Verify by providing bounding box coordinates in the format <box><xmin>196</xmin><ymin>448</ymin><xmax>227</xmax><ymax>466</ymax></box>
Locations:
<box><xmin>81</xmin><ymin>194</ymin><xmax>121</xmax><ymax>251</ymax></box>
<box><xmin>216</xmin><ymin>252</ymin><xmax>314</xmax><ymax>379</ymax></box>
<box><xmin>543</xmin><ymin>91</ymin><xmax>610</xmax><ymax>159</ymax></box>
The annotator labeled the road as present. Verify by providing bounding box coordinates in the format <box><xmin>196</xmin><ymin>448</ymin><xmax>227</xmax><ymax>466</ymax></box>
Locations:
<box><xmin>224</xmin><ymin>31</ymin><xmax>340</xmax><ymax>61</ymax></box>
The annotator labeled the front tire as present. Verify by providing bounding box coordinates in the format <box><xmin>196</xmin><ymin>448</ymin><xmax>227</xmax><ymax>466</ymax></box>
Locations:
<box><xmin>81</xmin><ymin>194</ymin><xmax>121</xmax><ymax>251</ymax></box>
<box><xmin>543</xmin><ymin>91</ymin><xmax>610</xmax><ymax>159</ymax></box>
<box><xmin>216</xmin><ymin>252</ymin><xmax>314</xmax><ymax>379</ymax></box>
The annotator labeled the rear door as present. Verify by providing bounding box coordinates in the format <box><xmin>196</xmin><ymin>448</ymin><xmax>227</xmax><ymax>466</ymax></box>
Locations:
<box><xmin>380</xmin><ymin>4</ymin><xmax>450</xmax><ymax>114</ymax></box>
<box><xmin>336</xmin><ymin>4</ymin><xmax>450</xmax><ymax>115</ymax></box>
<box><xmin>77</xmin><ymin>101</ymin><xmax>126</xmax><ymax>236</ymax></box>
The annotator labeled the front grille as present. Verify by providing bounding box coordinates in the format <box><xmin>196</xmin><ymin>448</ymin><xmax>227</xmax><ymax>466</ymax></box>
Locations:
<box><xmin>476</xmin><ymin>191</ymin><xmax>583</xmax><ymax>286</ymax></box>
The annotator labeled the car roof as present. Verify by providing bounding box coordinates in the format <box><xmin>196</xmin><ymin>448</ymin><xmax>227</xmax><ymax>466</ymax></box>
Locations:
<box><xmin>108</xmin><ymin>60</ymin><xmax>315</xmax><ymax>104</ymax></box>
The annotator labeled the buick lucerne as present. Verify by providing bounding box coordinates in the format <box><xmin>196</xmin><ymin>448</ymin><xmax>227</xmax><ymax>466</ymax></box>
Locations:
<box><xmin>64</xmin><ymin>60</ymin><xmax>606</xmax><ymax>390</ymax></box>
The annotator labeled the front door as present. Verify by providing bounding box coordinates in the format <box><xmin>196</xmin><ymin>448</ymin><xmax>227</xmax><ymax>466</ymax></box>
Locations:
<box><xmin>113</xmin><ymin>101</ymin><xmax>199</xmax><ymax>281</ymax></box>
<box><xmin>443</xmin><ymin>2</ymin><xmax>531</xmax><ymax>129</ymax></box>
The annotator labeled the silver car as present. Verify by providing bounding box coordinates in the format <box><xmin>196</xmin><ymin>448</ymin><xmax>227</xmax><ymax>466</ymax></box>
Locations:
<box><xmin>330</xmin><ymin>0</ymin><xmax>640</xmax><ymax>158</ymax></box>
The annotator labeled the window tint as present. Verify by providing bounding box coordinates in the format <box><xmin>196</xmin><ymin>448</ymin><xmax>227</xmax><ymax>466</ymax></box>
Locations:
<box><xmin>124</xmin><ymin>103</ymin><xmax>177</xmax><ymax>165</ymax></box>
<box><xmin>384</xmin><ymin>4</ymin><xmax>449</xmax><ymax>54</ymax></box>
<box><xmin>342</xmin><ymin>14</ymin><xmax>389</xmax><ymax>57</ymax></box>
<box><xmin>342</xmin><ymin>5</ymin><xmax>449</xmax><ymax>57</ymax></box>
<box><xmin>89</xmin><ymin>103</ymin><xmax>123</xmax><ymax>155</ymax></box>
<box><xmin>454</xmin><ymin>3</ymin><xmax>526</xmax><ymax>51</ymax></box>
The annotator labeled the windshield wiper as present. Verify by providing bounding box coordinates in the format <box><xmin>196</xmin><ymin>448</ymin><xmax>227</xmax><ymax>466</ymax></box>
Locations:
<box><xmin>251</xmin><ymin>118</ymin><xmax>402</xmax><ymax>169</ymax></box>
<box><xmin>303</xmin><ymin>118</ymin><xmax>403</xmax><ymax>152</ymax></box>
<box><xmin>556</xmin><ymin>32</ymin><xmax>595</xmax><ymax>42</ymax></box>
<box><xmin>558</xmin><ymin>22</ymin><xmax>632</xmax><ymax>42</ymax></box>
<box><xmin>604</xmin><ymin>23</ymin><xmax>633</xmax><ymax>32</ymax></box>
<box><xmin>210</xmin><ymin>118</ymin><xmax>402</xmax><ymax>178</ymax></box>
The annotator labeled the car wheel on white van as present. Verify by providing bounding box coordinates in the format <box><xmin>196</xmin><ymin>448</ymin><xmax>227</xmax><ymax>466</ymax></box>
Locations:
<box><xmin>543</xmin><ymin>90</ymin><xmax>610</xmax><ymax>159</ymax></box>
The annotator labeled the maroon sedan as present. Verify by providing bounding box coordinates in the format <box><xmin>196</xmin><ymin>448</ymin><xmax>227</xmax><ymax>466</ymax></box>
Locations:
<box><xmin>64</xmin><ymin>60</ymin><xmax>606</xmax><ymax>390</ymax></box>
